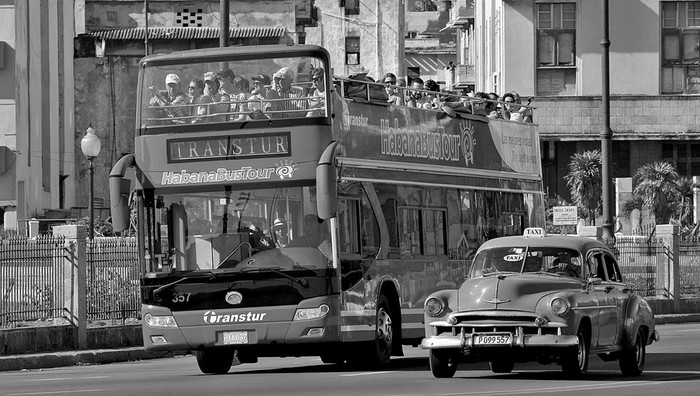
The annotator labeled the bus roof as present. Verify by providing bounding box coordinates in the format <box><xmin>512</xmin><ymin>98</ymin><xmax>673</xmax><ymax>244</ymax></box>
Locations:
<box><xmin>139</xmin><ymin>44</ymin><xmax>330</xmax><ymax>67</ymax></box>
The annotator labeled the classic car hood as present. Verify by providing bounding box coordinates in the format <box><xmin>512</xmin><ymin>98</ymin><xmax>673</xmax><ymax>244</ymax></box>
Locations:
<box><xmin>458</xmin><ymin>274</ymin><xmax>584</xmax><ymax>312</ymax></box>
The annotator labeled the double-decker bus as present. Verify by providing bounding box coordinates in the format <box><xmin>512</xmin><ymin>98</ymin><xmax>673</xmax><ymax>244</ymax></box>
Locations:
<box><xmin>109</xmin><ymin>44</ymin><xmax>545</xmax><ymax>374</ymax></box>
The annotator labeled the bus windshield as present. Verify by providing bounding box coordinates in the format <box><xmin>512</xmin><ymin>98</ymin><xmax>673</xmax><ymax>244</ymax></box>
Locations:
<box><xmin>147</xmin><ymin>186</ymin><xmax>332</xmax><ymax>274</ymax></box>
<box><xmin>141</xmin><ymin>54</ymin><xmax>328</xmax><ymax>128</ymax></box>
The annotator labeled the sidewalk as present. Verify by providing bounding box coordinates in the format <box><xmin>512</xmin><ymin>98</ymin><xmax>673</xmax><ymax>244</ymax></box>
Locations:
<box><xmin>0</xmin><ymin>314</ymin><xmax>698</xmax><ymax>372</ymax></box>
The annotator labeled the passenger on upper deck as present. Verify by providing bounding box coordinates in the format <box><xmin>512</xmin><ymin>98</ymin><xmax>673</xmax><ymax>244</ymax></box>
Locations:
<box><xmin>202</xmin><ymin>72</ymin><xmax>230</xmax><ymax>123</ymax></box>
<box><xmin>306</xmin><ymin>67</ymin><xmax>326</xmax><ymax>117</ymax></box>
<box><xmin>248</xmin><ymin>74</ymin><xmax>271</xmax><ymax>120</ymax></box>
<box><xmin>382</xmin><ymin>73</ymin><xmax>404</xmax><ymax>106</ymax></box>
<box><xmin>186</xmin><ymin>78</ymin><xmax>212</xmax><ymax>123</ymax></box>
<box><xmin>422</xmin><ymin>79</ymin><xmax>441</xmax><ymax>110</ymax></box>
<box><xmin>148</xmin><ymin>73</ymin><xmax>189</xmax><ymax>124</ymax></box>
<box><xmin>502</xmin><ymin>92</ymin><xmax>533</xmax><ymax>123</ymax></box>
<box><xmin>406</xmin><ymin>77</ymin><xmax>425</xmax><ymax>108</ymax></box>
<box><xmin>265</xmin><ymin>67</ymin><xmax>307</xmax><ymax>118</ymax></box>
<box><xmin>219</xmin><ymin>69</ymin><xmax>250</xmax><ymax>121</ymax></box>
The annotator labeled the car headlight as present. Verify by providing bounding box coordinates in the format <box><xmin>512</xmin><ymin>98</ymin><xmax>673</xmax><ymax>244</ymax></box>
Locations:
<box><xmin>550</xmin><ymin>297</ymin><xmax>570</xmax><ymax>316</ymax></box>
<box><xmin>144</xmin><ymin>313</ymin><xmax>178</xmax><ymax>328</ymax></box>
<box><xmin>424</xmin><ymin>297</ymin><xmax>445</xmax><ymax>317</ymax></box>
<box><xmin>293</xmin><ymin>304</ymin><xmax>330</xmax><ymax>321</ymax></box>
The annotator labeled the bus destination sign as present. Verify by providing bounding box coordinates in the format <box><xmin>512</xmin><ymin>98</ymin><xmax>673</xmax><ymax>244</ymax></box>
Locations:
<box><xmin>167</xmin><ymin>132</ymin><xmax>291</xmax><ymax>163</ymax></box>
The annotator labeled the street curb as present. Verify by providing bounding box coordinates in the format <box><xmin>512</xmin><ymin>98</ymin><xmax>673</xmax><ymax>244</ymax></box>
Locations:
<box><xmin>0</xmin><ymin>347</ymin><xmax>189</xmax><ymax>372</ymax></box>
<box><xmin>655</xmin><ymin>314</ymin><xmax>700</xmax><ymax>325</ymax></box>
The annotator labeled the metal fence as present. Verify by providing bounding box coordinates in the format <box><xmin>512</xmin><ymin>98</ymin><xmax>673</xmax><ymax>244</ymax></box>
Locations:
<box><xmin>0</xmin><ymin>236</ymin><xmax>68</xmax><ymax>327</ymax></box>
<box><xmin>612</xmin><ymin>238</ymin><xmax>667</xmax><ymax>298</ymax></box>
<box><xmin>0</xmin><ymin>236</ymin><xmax>140</xmax><ymax>329</ymax></box>
<box><xmin>86</xmin><ymin>238</ymin><xmax>140</xmax><ymax>322</ymax></box>
<box><xmin>679</xmin><ymin>239</ymin><xmax>700</xmax><ymax>299</ymax></box>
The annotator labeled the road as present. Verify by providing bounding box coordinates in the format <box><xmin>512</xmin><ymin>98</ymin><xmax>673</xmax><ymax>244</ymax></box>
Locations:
<box><xmin>1</xmin><ymin>323</ymin><xmax>699</xmax><ymax>396</ymax></box>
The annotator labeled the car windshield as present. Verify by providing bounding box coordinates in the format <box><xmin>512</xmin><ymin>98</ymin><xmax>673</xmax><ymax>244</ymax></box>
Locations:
<box><xmin>470</xmin><ymin>246</ymin><xmax>582</xmax><ymax>278</ymax></box>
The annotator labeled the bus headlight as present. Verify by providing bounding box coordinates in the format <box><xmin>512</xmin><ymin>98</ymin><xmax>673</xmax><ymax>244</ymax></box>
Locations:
<box><xmin>550</xmin><ymin>297</ymin><xmax>570</xmax><ymax>316</ymax></box>
<box><xmin>144</xmin><ymin>313</ymin><xmax>178</xmax><ymax>328</ymax></box>
<box><xmin>424</xmin><ymin>297</ymin><xmax>445</xmax><ymax>317</ymax></box>
<box><xmin>293</xmin><ymin>304</ymin><xmax>330</xmax><ymax>321</ymax></box>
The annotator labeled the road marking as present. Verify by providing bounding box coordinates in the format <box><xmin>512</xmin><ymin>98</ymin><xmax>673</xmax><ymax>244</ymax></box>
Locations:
<box><xmin>6</xmin><ymin>389</ymin><xmax>113</xmax><ymax>395</ymax></box>
<box><xmin>341</xmin><ymin>371</ymin><xmax>393</xmax><ymax>377</ymax></box>
<box><xmin>24</xmin><ymin>376</ymin><xmax>109</xmax><ymax>382</ymax></box>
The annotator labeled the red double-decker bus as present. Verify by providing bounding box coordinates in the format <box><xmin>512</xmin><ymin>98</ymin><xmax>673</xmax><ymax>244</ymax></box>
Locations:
<box><xmin>110</xmin><ymin>44</ymin><xmax>545</xmax><ymax>374</ymax></box>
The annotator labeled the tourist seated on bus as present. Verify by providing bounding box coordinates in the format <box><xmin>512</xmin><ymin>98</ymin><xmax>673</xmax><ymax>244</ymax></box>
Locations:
<box><xmin>148</xmin><ymin>73</ymin><xmax>189</xmax><ymax>124</ymax></box>
<box><xmin>421</xmin><ymin>79</ymin><xmax>441</xmax><ymax>110</ymax></box>
<box><xmin>202</xmin><ymin>72</ymin><xmax>230</xmax><ymax>122</ymax></box>
<box><xmin>248</xmin><ymin>222</ymin><xmax>274</xmax><ymax>251</ymax></box>
<box><xmin>265</xmin><ymin>67</ymin><xmax>307</xmax><ymax>118</ymax></box>
<box><xmin>406</xmin><ymin>77</ymin><xmax>425</xmax><ymax>108</ymax></box>
<box><xmin>221</xmin><ymin>73</ymin><xmax>250</xmax><ymax>122</ymax></box>
<box><xmin>288</xmin><ymin>214</ymin><xmax>328</xmax><ymax>247</ymax></box>
<box><xmin>186</xmin><ymin>78</ymin><xmax>212</xmax><ymax>123</ymax></box>
<box><xmin>502</xmin><ymin>91</ymin><xmax>533</xmax><ymax>123</ymax></box>
<box><xmin>248</xmin><ymin>74</ymin><xmax>271</xmax><ymax>120</ymax></box>
<box><xmin>306</xmin><ymin>67</ymin><xmax>326</xmax><ymax>117</ymax></box>
<box><xmin>383</xmin><ymin>73</ymin><xmax>404</xmax><ymax>106</ymax></box>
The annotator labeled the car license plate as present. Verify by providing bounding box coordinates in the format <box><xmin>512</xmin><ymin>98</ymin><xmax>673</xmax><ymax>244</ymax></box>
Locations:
<box><xmin>473</xmin><ymin>333</ymin><xmax>512</xmax><ymax>346</ymax></box>
<box><xmin>223</xmin><ymin>331</ymin><xmax>248</xmax><ymax>345</ymax></box>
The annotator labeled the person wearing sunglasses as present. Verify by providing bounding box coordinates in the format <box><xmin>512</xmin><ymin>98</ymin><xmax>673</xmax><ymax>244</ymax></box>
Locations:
<box><xmin>383</xmin><ymin>72</ymin><xmax>404</xmax><ymax>106</ymax></box>
<box><xmin>186</xmin><ymin>78</ymin><xmax>212</xmax><ymax>123</ymax></box>
<box><xmin>307</xmin><ymin>67</ymin><xmax>326</xmax><ymax>117</ymax></box>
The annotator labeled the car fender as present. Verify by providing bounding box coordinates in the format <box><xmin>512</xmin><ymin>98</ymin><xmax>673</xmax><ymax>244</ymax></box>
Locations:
<box><xmin>622</xmin><ymin>294</ymin><xmax>655</xmax><ymax>347</ymax></box>
<box><xmin>422</xmin><ymin>289</ymin><xmax>458</xmax><ymax>335</ymax></box>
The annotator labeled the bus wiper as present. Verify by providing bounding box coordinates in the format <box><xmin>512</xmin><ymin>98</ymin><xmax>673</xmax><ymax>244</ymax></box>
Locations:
<box><xmin>241</xmin><ymin>266</ymin><xmax>309</xmax><ymax>288</ymax></box>
<box><xmin>153</xmin><ymin>277</ymin><xmax>190</xmax><ymax>301</ymax></box>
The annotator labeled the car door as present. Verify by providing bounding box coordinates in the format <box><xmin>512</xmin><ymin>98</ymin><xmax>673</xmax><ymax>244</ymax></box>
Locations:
<box><xmin>591</xmin><ymin>251</ymin><xmax>624</xmax><ymax>347</ymax></box>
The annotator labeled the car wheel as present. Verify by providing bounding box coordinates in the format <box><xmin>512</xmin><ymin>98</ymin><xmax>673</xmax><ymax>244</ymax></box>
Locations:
<box><xmin>489</xmin><ymin>359</ymin><xmax>515</xmax><ymax>373</ymax></box>
<box><xmin>619</xmin><ymin>328</ymin><xmax>646</xmax><ymax>376</ymax></box>
<box><xmin>195</xmin><ymin>349</ymin><xmax>234</xmax><ymax>374</ymax></box>
<box><xmin>429</xmin><ymin>350</ymin><xmax>458</xmax><ymax>378</ymax></box>
<box><xmin>561</xmin><ymin>325</ymin><xmax>589</xmax><ymax>377</ymax></box>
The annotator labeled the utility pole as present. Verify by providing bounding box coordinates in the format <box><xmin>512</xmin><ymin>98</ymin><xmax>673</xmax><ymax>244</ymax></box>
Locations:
<box><xmin>144</xmin><ymin>0</ymin><xmax>149</xmax><ymax>56</ymax></box>
<box><xmin>600</xmin><ymin>0</ymin><xmax>614</xmax><ymax>239</ymax></box>
<box><xmin>220</xmin><ymin>0</ymin><xmax>229</xmax><ymax>47</ymax></box>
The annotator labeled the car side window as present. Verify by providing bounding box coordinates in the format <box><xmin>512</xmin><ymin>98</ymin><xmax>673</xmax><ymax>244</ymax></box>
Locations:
<box><xmin>603</xmin><ymin>253</ymin><xmax>623</xmax><ymax>283</ymax></box>
<box><xmin>587</xmin><ymin>252</ymin><xmax>607</xmax><ymax>280</ymax></box>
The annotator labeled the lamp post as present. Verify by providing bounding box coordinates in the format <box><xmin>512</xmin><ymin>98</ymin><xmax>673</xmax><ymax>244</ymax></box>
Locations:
<box><xmin>81</xmin><ymin>125</ymin><xmax>102</xmax><ymax>240</ymax></box>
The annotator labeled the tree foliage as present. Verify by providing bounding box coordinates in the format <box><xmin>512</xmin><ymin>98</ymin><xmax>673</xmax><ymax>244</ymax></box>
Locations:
<box><xmin>632</xmin><ymin>161</ymin><xmax>681</xmax><ymax>224</ymax></box>
<box><xmin>564</xmin><ymin>150</ymin><xmax>602</xmax><ymax>225</ymax></box>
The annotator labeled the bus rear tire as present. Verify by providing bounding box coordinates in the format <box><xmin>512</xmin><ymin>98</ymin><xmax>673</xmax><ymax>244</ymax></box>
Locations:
<box><xmin>195</xmin><ymin>349</ymin><xmax>234</xmax><ymax>374</ymax></box>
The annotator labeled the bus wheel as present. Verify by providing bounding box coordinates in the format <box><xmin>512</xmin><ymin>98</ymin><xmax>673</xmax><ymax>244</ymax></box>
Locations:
<box><xmin>195</xmin><ymin>349</ymin><xmax>234</xmax><ymax>374</ymax></box>
<box><xmin>372</xmin><ymin>294</ymin><xmax>394</xmax><ymax>366</ymax></box>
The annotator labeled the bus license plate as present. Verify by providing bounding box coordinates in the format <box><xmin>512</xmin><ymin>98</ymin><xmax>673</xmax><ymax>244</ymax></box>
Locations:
<box><xmin>223</xmin><ymin>331</ymin><xmax>248</xmax><ymax>345</ymax></box>
<box><xmin>473</xmin><ymin>333</ymin><xmax>512</xmax><ymax>346</ymax></box>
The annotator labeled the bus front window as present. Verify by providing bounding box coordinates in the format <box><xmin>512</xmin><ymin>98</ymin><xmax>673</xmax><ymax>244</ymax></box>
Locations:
<box><xmin>143</xmin><ymin>186</ymin><xmax>332</xmax><ymax>274</ymax></box>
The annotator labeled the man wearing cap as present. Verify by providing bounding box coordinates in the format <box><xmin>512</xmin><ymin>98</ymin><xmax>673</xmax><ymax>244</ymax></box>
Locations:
<box><xmin>248</xmin><ymin>74</ymin><xmax>271</xmax><ymax>120</ymax></box>
<box><xmin>148</xmin><ymin>73</ymin><xmax>189</xmax><ymax>123</ymax></box>
<box><xmin>265</xmin><ymin>67</ymin><xmax>307</xmax><ymax>118</ymax></box>
<box><xmin>202</xmin><ymin>71</ymin><xmax>229</xmax><ymax>123</ymax></box>
<box><xmin>306</xmin><ymin>67</ymin><xmax>326</xmax><ymax>117</ymax></box>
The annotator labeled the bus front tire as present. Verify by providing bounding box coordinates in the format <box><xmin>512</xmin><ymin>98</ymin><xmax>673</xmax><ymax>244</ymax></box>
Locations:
<box><xmin>195</xmin><ymin>349</ymin><xmax>234</xmax><ymax>374</ymax></box>
<box><xmin>346</xmin><ymin>294</ymin><xmax>396</xmax><ymax>368</ymax></box>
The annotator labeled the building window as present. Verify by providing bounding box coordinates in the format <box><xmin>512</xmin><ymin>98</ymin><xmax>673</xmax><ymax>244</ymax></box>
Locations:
<box><xmin>662</xmin><ymin>1</ymin><xmax>700</xmax><ymax>94</ymax></box>
<box><xmin>344</xmin><ymin>0</ymin><xmax>360</xmax><ymax>16</ymax></box>
<box><xmin>536</xmin><ymin>2</ymin><xmax>576</xmax><ymax>96</ymax></box>
<box><xmin>662</xmin><ymin>141</ymin><xmax>700</xmax><ymax>177</ymax></box>
<box><xmin>345</xmin><ymin>36</ymin><xmax>360</xmax><ymax>65</ymax></box>
<box><xmin>408</xmin><ymin>0</ymin><xmax>438</xmax><ymax>12</ymax></box>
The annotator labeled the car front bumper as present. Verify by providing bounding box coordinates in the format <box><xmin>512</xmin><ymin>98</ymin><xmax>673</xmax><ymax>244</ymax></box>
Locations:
<box><xmin>421</xmin><ymin>329</ymin><xmax>578</xmax><ymax>351</ymax></box>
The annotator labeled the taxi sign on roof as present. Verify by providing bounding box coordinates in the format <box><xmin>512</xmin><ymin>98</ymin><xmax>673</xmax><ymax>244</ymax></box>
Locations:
<box><xmin>523</xmin><ymin>227</ymin><xmax>546</xmax><ymax>237</ymax></box>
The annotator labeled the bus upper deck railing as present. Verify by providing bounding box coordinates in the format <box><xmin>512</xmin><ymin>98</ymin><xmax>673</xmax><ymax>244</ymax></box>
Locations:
<box><xmin>145</xmin><ymin>79</ymin><xmax>536</xmax><ymax>126</ymax></box>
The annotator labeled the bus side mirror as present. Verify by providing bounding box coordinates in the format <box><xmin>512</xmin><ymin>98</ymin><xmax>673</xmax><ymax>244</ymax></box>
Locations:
<box><xmin>110</xmin><ymin>177</ymin><xmax>131</xmax><ymax>232</ymax></box>
<box><xmin>316</xmin><ymin>141</ymin><xmax>339</xmax><ymax>220</ymax></box>
<box><xmin>109</xmin><ymin>154</ymin><xmax>135</xmax><ymax>232</ymax></box>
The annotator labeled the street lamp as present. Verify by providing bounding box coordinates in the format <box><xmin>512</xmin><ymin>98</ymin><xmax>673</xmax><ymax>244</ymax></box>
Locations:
<box><xmin>81</xmin><ymin>125</ymin><xmax>102</xmax><ymax>240</ymax></box>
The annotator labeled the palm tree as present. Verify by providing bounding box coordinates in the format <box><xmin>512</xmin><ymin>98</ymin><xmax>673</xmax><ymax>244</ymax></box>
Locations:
<box><xmin>564</xmin><ymin>150</ymin><xmax>602</xmax><ymax>225</ymax></box>
<box><xmin>632</xmin><ymin>161</ymin><xmax>681</xmax><ymax>224</ymax></box>
<box><xmin>675</xmin><ymin>177</ymin><xmax>698</xmax><ymax>226</ymax></box>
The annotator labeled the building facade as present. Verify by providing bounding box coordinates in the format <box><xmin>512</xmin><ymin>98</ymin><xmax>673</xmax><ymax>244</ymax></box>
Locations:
<box><xmin>445</xmin><ymin>0</ymin><xmax>700</xmax><ymax>227</ymax></box>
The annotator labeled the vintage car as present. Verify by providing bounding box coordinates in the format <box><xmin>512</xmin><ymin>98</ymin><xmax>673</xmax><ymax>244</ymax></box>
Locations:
<box><xmin>421</xmin><ymin>228</ymin><xmax>660</xmax><ymax>378</ymax></box>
